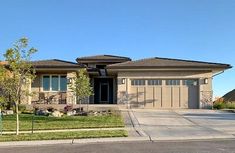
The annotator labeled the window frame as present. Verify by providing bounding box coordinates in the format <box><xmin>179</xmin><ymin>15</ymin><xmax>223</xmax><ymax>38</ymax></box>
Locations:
<box><xmin>42</xmin><ymin>75</ymin><xmax>67</xmax><ymax>92</ymax></box>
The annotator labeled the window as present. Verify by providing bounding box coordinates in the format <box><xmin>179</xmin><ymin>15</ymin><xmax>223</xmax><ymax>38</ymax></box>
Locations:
<box><xmin>166</xmin><ymin>80</ymin><xmax>180</xmax><ymax>85</ymax></box>
<box><xmin>148</xmin><ymin>80</ymin><xmax>162</xmax><ymax>85</ymax></box>
<box><xmin>183</xmin><ymin>80</ymin><xmax>197</xmax><ymax>86</ymax></box>
<box><xmin>51</xmin><ymin>76</ymin><xmax>59</xmax><ymax>91</ymax></box>
<box><xmin>131</xmin><ymin>79</ymin><xmax>145</xmax><ymax>86</ymax></box>
<box><xmin>60</xmin><ymin>76</ymin><xmax>67</xmax><ymax>91</ymax></box>
<box><xmin>43</xmin><ymin>76</ymin><xmax>50</xmax><ymax>91</ymax></box>
<box><xmin>42</xmin><ymin>75</ymin><xmax>67</xmax><ymax>91</ymax></box>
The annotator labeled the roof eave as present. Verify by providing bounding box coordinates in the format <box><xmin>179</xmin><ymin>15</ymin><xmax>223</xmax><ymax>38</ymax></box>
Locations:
<box><xmin>34</xmin><ymin>66</ymin><xmax>84</xmax><ymax>69</ymax></box>
<box><xmin>107</xmin><ymin>65</ymin><xmax>232</xmax><ymax>70</ymax></box>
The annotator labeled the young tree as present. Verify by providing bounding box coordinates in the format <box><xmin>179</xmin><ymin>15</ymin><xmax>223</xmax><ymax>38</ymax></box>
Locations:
<box><xmin>69</xmin><ymin>69</ymin><xmax>93</xmax><ymax>112</ymax></box>
<box><xmin>0</xmin><ymin>38</ymin><xmax>37</xmax><ymax>135</ymax></box>
<box><xmin>0</xmin><ymin>63</ymin><xmax>11</xmax><ymax>109</ymax></box>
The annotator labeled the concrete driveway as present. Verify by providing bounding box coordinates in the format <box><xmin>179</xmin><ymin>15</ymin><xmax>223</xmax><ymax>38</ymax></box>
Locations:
<box><xmin>129</xmin><ymin>109</ymin><xmax>235</xmax><ymax>140</ymax></box>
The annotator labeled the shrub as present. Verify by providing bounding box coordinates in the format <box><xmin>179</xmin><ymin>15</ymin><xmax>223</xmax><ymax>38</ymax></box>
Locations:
<box><xmin>13</xmin><ymin>104</ymin><xmax>27</xmax><ymax>113</ymax></box>
<box><xmin>213</xmin><ymin>102</ymin><xmax>235</xmax><ymax>109</ymax></box>
<box><xmin>213</xmin><ymin>102</ymin><xmax>225</xmax><ymax>109</ymax></box>
<box><xmin>226</xmin><ymin>102</ymin><xmax>235</xmax><ymax>109</ymax></box>
<box><xmin>18</xmin><ymin>104</ymin><xmax>27</xmax><ymax>112</ymax></box>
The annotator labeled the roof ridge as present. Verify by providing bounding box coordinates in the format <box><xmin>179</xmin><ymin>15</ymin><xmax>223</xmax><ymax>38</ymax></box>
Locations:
<box><xmin>107</xmin><ymin>57</ymin><xmax>154</xmax><ymax>67</ymax></box>
<box><xmin>77</xmin><ymin>54</ymin><xmax>131</xmax><ymax>60</ymax></box>
<box><xmin>52</xmin><ymin>59</ymin><xmax>78</xmax><ymax>65</ymax></box>
<box><xmin>32</xmin><ymin>59</ymin><xmax>78</xmax><ymax>65</ymax></box>
<box><xmin>103</xmin><ymin>54</ymin><xmax>131</xmax><ymax>59</ymax></box>
<box><xmin>154</xmin><ymin>57</ymin><xmax>230</xmax><ymax>66</ymax></box>
<box><xmin>107</xmin><ymin>57</ymin><xmax>232</xmax><ymax>69</ymax></box>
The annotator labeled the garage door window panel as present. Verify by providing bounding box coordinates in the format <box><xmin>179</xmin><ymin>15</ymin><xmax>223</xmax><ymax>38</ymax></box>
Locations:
<box><xmin>183</xmin><ymin>80</ymin><xmax>197</xmax><ymax>86</ymax></box>
<box><xmin>148</xmin><ymin>80</ymin><xmax>162</xmax><ymax>86</ymax></box>
<box><xmin>131</xmin><ymin>79</ymin><xmax>145</xmax><ymax>86</ymax></box>
<box><xmin>166</xmin><ymin>80</ymin><xmax>180</xmax><ymax>85</ymax></box>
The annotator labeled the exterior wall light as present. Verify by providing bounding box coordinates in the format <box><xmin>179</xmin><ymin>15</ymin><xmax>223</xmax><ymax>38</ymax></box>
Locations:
<box><xmin>122</xmin><ymin>78</ymin><xmax>126</xmax><ymax>84</ymax></box>
<box><xmin>204</xmin><ymin>78</ymin><xmax>208</xmax><ymax>84</ymax></box>
<box><xmin>67</xmin><ymin>78</ymin><xmax>73</xmax><ymax>84</ymax></box>
<box><xmin>193</xmin><ymin>81</ymin><xmax>198</xmax><ymax>86</ymax></box>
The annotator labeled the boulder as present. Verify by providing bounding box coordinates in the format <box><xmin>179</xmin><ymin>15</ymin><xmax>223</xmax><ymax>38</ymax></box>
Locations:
<box><xmin>6</xmin><ymin>110</ymin><xmax>14</xmax><ymax>115</ymax></box>
<box><xmin>52</xmin><ymin>110</ymin><xmax>63</xmax><ymax>117</ymax></box>
<box><xmin>35</xmin><ymin>109</ymin><xmax>49</xmax><ymax>116</ymax></box>
<box><xmin>66</xmin><ymin>110</ymin><xmax>76</xmax><ymax>116</ymax></box>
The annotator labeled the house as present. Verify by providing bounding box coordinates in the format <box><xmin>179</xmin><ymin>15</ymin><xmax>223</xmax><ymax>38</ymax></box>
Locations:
<box><xmin>221</xmin><ymin>89</ymin><xmax>235</xmax><ymax>102</ymax></box>
<box><xmin>28</xmin><ymin>55</ymin><xmax>231</xmax><ymax>109</ymax></box>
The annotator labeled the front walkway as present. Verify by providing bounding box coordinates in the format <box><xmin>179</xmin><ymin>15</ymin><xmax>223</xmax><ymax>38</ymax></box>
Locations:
<box><xmin>124</xmin><ymin>109</ymin><xmax>235</xmax><ymax>140</ymax></box>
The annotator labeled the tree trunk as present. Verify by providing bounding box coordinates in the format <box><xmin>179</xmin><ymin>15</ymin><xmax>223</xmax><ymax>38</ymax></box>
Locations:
<box><xmin>16</xmin><ymin>103</ymin><xmax>19</xmax><ymax>135</ymax></box>
<box><xmin>79</xmin><ymin>99</ymin><xmax>82</xmax><ymax>112</ymax></box>
<box><xmin>86</xmin><ymin>97</ymin><xmax>89</xmax><ymax>112</ymax></box>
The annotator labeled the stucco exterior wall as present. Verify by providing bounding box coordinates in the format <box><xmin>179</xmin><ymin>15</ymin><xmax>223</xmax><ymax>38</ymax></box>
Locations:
<box><xmin>117</xmin><ymin>70</ymin><xmax>213</xmax><ymax>109</ymax></box>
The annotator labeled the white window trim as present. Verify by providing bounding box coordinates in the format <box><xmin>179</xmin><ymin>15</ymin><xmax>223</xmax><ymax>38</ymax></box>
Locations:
<box><xmin>42</xmin><ymin>75</ymin><xmax>67</xmax><ymax>92</ymax></box>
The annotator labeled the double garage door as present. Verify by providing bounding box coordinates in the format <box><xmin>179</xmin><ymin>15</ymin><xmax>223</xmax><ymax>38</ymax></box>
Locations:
<box><xmin>129</xmin><ymin>79</ymin><xmax>199</xmax><ymax>109</ymax></box>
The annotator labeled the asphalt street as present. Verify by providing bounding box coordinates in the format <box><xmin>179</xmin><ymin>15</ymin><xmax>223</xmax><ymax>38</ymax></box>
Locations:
<box><xmin>0</xmin><ymin>139</ymin><xmax>235</xmax><ymax>153</ymax></box>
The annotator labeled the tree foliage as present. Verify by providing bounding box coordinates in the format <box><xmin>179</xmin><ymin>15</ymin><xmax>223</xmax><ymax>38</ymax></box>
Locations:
<box><xmin>69</xmin><ymin>69</ymin><xmax>93</xmax><ymax>107</ymax></box>
<box><xmin>0</xmin><ymin>37</ymin><xmax>37</xmax><ymax>135</ymax></box>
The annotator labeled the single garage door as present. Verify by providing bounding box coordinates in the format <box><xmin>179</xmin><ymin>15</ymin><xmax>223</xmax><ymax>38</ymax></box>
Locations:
<box><xmin>130</xmin><ymin>79</ymin><xmax>199</xmax><ymax>109</ymax></box>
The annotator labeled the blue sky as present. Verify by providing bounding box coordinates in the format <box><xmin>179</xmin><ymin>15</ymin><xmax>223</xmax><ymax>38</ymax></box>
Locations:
<box><xmin>0</xmin><ymin>0</ymin><xmax>234</xmax><ymax>97</ymax></box>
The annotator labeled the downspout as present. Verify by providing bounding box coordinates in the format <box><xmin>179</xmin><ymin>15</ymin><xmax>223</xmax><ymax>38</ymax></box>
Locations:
<box><xmin>212</xmin><ymin>71</ymin><xmax>224</xmax><ymax>77</ymax></box>
<box><xmin>211</xmin><ymin>70</ymin><xmax>224</xmax><ymax>109</ymax></box>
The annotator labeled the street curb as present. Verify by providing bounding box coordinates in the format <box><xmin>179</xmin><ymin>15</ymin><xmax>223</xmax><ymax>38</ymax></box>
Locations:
<box><xmin>72</xmin><ymin>137</ymin><xmax>150</xmax><ymax>144</ymax></box>
<box><xmin>0</xmin><ymin>137</ymin><xmax>150</xmax><ymax>147</ymax></box>
<box><xmin>0</xmin><ymin>135</ymin><xmax>235</xmax><ymax>147</ymax></box>
<box><xmin>151</xmin><ymin>135</ymin><xmax>235</xmax><ymax>141</ymax></box>
<box><xmin>219</xmin><ymin>109</ymin><xmax>235</xmax><ymax>113</ymax></box>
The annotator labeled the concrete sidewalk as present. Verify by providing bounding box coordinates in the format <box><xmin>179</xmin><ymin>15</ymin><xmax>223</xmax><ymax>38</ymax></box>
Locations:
<box><xmin>2</xmin><ymin>127</ymin><xmax>126</xmax><ymax>134</ymax></box>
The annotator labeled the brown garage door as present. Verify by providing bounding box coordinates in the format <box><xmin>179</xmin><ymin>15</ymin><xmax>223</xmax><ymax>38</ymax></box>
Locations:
<box><xmin>130</xmin><ymin>79</ymin><xmax>199</xmax><ymax>109</ymax></box>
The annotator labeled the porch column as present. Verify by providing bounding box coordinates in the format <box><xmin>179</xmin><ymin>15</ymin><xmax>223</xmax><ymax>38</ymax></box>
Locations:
<box><xmin>67</xmin><ymin>72</ymin><xmax>76</xmax><ymax>105</ymax></box>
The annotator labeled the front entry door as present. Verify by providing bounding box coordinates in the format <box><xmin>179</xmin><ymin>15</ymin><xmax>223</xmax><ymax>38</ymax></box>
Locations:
<box><xmin>94</xmin><ymin>78</ymin><xmax>113</xmax><ymax>104</ymax></box>
<box><xmin>100</xmin><ymin>83</ymin><xmax>109</xmax><ymax>103</ymax></box>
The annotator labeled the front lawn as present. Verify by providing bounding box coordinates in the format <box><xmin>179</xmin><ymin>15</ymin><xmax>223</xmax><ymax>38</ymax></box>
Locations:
<box><xmin>0</xmin><ymin>130</ymin><xmax>128</xmax><ymax>142</ymax></box>
<box><xmin>1</xmin><ymin>113</ymin><xmax>125</xmax><ymax>131</ymax></box>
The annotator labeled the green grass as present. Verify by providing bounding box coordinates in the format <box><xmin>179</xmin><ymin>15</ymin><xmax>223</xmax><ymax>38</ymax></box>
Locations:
<box><xmin>0</xmin><ymin>130</ymin><xmax>128</xmax><ymax>142</ymax></box>
<box><xmin>213</xmin><ymin>102</ymin><xmax>235</xmax><ymax>109</ymax></box>
<box><xmin>2</xmin><ymin>114</ymin><xmax>124</xmax><ymax>131</ymax></box>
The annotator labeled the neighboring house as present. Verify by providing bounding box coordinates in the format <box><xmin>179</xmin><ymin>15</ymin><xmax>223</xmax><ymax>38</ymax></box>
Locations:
<box><xmin>26</xmin><ymin>55</ymin><xmax>232</xmax><ymax>109</ymax></box>
<box><xmin>221</xmin><ymin>89</ymin><xmax>235</xmax><ymax>102</ymax></box>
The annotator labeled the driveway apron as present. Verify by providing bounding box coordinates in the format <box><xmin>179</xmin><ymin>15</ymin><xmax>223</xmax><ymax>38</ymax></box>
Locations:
<box><xmin>130</xmin><ymin>109</ymin><xmax>235</xmax><ymax>140</ymax></box>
